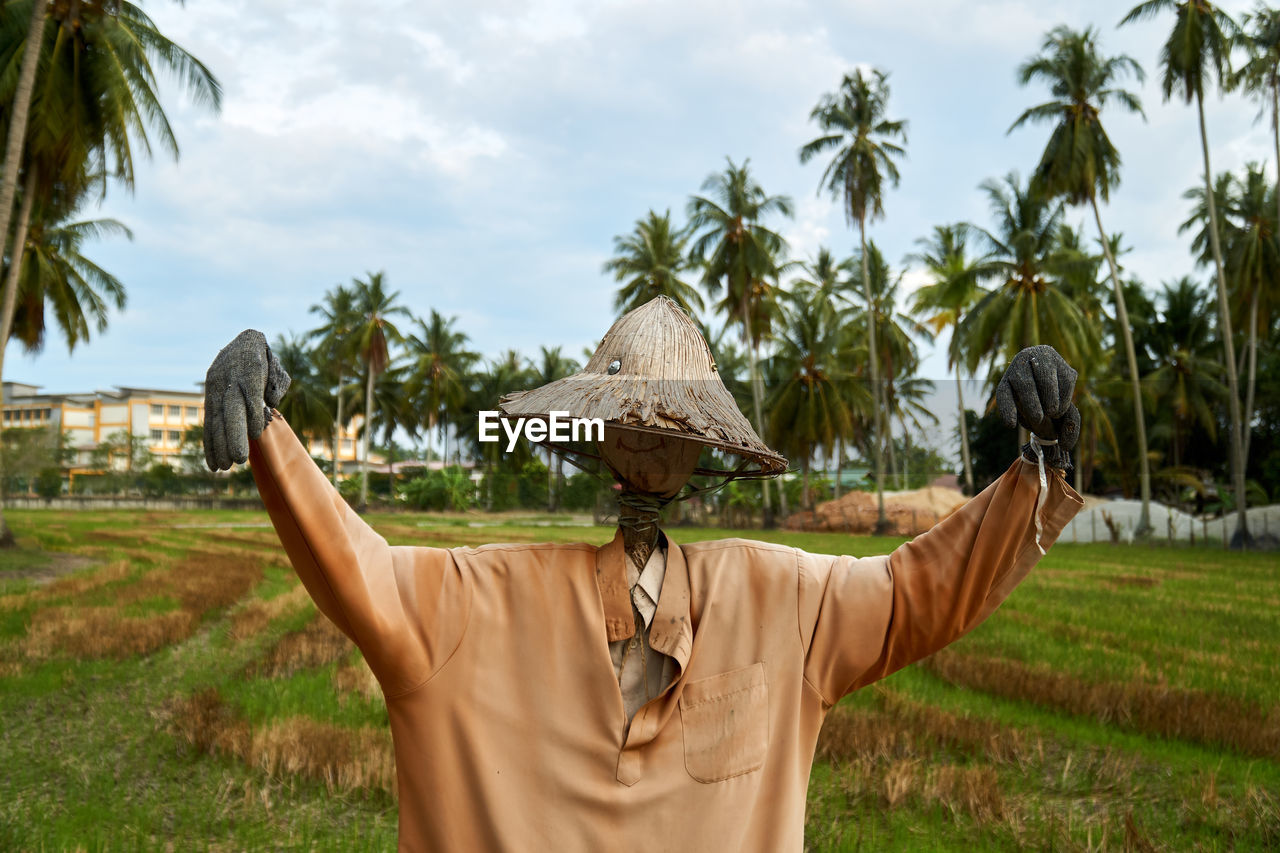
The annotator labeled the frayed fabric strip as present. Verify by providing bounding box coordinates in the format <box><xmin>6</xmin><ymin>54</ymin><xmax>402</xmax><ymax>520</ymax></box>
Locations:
<box><xmin>1029</xmin><ymin>436</ymin><xmax>1058</xmax><ymax>555</ymax></box>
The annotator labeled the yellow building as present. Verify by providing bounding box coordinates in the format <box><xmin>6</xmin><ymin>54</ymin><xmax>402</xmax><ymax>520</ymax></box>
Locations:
<box><xmin>1</xmin><ymin>382</ymin><xmax>368</xmax><ymax>484</ymax></box>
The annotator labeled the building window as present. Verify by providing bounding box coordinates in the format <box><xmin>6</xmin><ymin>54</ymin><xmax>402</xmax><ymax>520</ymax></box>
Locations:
<box><xmin>23</xmin><ymin>410</ymin><xmax>32</xmax><ymax>422</ymax></box>
<box><xmin>150</xmin><ymin>429</ymin><xmax>163</xmax><ymax>443</ymax></box>
<box><xmin>168</xmin><ymin>405</ymin><xmax>180</xmax><ymax>418</ymax></box>
<box><xmin>341</xmin><ymin>439</ymin><xmax>353</xmax><ymax>453</ymax></box>
<box><xmin>168</xmin><ymin>430</ymin><xmax>181</xmax><ymax>443</ymax></box>
<box><xmin>151</xmin><ymin>404</ymin><xmax>163</xmax><ymax>417</ymax></box>
<box><xmin>186</xmin><ymin>406</ymin><xmax>198</xmax><ymax>419</ymax></box>
<box><xmin>42</xmin><ymin>408</ymin><xmax>51</xmax><ymax>420</ymax></box>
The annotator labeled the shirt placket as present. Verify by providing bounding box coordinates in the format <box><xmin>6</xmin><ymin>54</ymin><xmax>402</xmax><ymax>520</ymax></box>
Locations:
<box><xmin>599</xmin><ymin>532</ymin><xmax>694</xmax><ymax>786</ymax></box>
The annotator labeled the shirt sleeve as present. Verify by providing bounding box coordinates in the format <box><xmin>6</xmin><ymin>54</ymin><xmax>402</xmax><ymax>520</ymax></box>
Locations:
<box><xmin>798</xmin><ymin>457</ymin><xmax>1082</xmax><ymax>705</ymax></box>
<box><xmin>248</xmin><ymin>416</ymin><xmax>470</xmax><ymax>697</ymax></box>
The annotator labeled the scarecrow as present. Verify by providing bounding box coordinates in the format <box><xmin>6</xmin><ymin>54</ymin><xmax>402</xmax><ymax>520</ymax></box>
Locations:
<box><xmin>204</xmin><ymin>296</ymin><xmax>1082</xmax><ymax>852</ymax></box>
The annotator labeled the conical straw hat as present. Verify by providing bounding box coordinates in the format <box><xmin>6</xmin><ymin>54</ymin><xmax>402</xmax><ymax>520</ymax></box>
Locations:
<box><xmin>499</xmin><ymin>296</ymin><xmax>786</xmax><ymax>477</ymax></box>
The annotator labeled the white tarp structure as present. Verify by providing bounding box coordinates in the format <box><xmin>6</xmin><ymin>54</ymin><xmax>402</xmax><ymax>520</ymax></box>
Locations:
<box><xmin>1060</xmin><ymin>500</ymin><xmax>1280</xmax><ymax>544</ymax></box>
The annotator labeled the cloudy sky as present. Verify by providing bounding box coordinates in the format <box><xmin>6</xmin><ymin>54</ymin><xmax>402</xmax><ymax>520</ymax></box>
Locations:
<box><xmin>9</xmin><ymin>0</ymin><xmax>1266</xmax><ymax>455</ymax></box>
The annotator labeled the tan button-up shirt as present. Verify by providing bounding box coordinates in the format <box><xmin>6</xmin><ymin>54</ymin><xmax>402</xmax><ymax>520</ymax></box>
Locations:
<box><xmin>250</xmin><ymin>417</ymin><xmax>1082</xmax><ymax>852</ymax></box>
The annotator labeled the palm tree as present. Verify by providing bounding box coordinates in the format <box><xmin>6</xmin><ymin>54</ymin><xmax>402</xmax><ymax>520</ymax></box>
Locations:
<box><xmin>1180</xmin><ymin>166</ymin><xmax>1279</xmax><ymax>469</ymax></box>
<box><xmin>8</xmin><ymin>182</ymin><xmax>129</xmax><ymax>354</ymax></box>
<box><xmin>1148</xmin><ymin>277</ymin><xmax>1226</xmax><ymax>469</ymax></box>
<box><xmin>799</xmin><ymin>67</ymin><xmax>907</xmax><ymax>531</ymax></box>
<box><xmin>0</xmin><ymin>0</ymin><xmax>220</xmax><ymax>353</ymax></box>
<box><xmin>271</xmin><ymin>333</ymin><xmax>336</xmax><ymax>451</ymax></box>
<box><xmin>0</xmin><ymin>0</ymin><xmax>218</xmax><ymax>545</ymax></box>
<box><xmin>603</xmin><ymin>210</ymin><xmax>703</xmax><ymax>315</ymax></box>
<box><xmin>528</xmin><ymin>346</ymin><xmax>579</xmax><ymax>511</ymax></box>
<box><xmin>958</xmin><ymin>172</ymin><xmax>1100</xmax><ymax>389</ymax></box>
<box><xmin>1010</xmin><ymin>24</ymin><xmax>1153</xmax><ymax>531</ymax></box>
<box><xmin>309</xmin><ymin>284</ymin><xmax>360</xmax><ymax>484</ymax></box>
<box><xmin>767</xmin><ymin>285</ymin><xmax>857</xmax><ymax>509</ymax></box>
<box><xmin>1225</xmin><ymin>165</ymin><xmax>1279</xmax><ymax>466</ymax></box>
<box><xmin>907</xmin><ymin>224</ymin><xmax>991</xmax><ymax>493</ymax></box>
<box><xmin>846</xmin><ymin>242</ymin><xmax>933</xmax><ymax>489</ymax></box>
<box><xmin>796</xmin><ymin>247</ymin><xmax>853</xmax><ymax>307</ymax></box>
<box><xmin>0</xmin><ymin>1</ymin><xmax>52</xmax><ymax>368</ymax></box>
<box><xmin>349</xmin><ymin>272</ymin><xmax>409</xmax><ymax>511</ymax></box>
<box><xmin>687</xmin><ymin>157</ymin><xmax>792</xmax><ymax>526</ymax></box>
<box><xmin>1120</xmin><ymin>0</ymin><xmax>1249</xmax><ymax>542</ymax></box>
<box><xmin>1050</xmin><ymin>224</ymin><xmax>1124</xmax><ymax>494</ymax></box>
<box><xmin>1233</xmin><ymin>3</ymin><xmax>1280</xmax><ymax>290</ymax></box>
<box><xmin>460</xmin><ymin>350</ymin><xmax>534</xmax><ymax>509</ymax></box>
<box><xmin>369</xmin><ymin>362</ymin><xmax>414</xmax><ymax>499</ymax></box>
<box><xmin>406</xmin><ymin>309</ymin><xmax>479</xmax><ymax>466</ymax></box>
<box><xmin>887</xmin><ymin>372</ymin><xmax>938</xmax><ymax>490</ymax></box>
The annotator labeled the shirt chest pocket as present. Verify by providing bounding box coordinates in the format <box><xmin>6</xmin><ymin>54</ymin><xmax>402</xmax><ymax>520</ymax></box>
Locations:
<box><xmin>679</xmin><ymin>662</ymin><xmax>769</xmax><ymax>783</ymax></box>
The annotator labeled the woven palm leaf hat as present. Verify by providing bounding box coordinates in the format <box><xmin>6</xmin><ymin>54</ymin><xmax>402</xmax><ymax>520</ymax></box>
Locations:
<box><xmin>499</xmin><ymin>296</ymin><xmax>787</xmax><ymax>481</ymax></box>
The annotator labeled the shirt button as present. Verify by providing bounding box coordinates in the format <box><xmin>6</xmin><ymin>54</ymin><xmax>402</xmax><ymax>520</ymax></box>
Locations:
<box><xmin>629</xmin><ymin>638</ymin><xmax>639</xmax><ymax>650</ymax></box>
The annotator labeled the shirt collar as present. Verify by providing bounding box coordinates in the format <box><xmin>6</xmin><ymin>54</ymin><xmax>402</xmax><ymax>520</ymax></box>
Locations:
<box><xmin>645</xmin><ymin>531</ymin><xmax>692</xmax><ymax>668</ymax></box>
<box><xmin>594</xmin><ymin>530</ymin><xmax>693</xmax><ymax>670</ymax></box>
<box><xmin>631</xmin><ymin>544</ymin><xmax>665</xmax><ymax>629</ymax></box>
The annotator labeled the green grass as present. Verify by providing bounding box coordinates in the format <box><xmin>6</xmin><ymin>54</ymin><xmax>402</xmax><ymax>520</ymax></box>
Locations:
<box><xmin>1</xmin><ymin>507</ymin><xmax>1277</xmax><ymax>850</ymax></box>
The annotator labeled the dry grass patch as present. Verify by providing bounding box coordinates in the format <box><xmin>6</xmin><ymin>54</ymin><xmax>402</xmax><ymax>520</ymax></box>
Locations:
<box><xmin>334</xmin><ymin>658</ymin><xmax>381</xmax><ymax>702</ymax></box>
<box><xmin>40</xmin><ymin>558</ymin><xmax>132</xmax><ymax>598</ymax></box>
<box><xmin>229</xmin><ymin>583</ymin><xmax>309</xmax><ymax>642</ymax></box>
<box><xmin>923</xmin><ymin>649</ymin><xmax>1280</xmax><ymax>758</ymax></box>
<box><xmin>171</xmin><ymin>688</ymin><xmax>395</xmax><ymax>796</ymax></box>
<box><xmin>24</xmin><ymin>606</ymin><xmax>196</xmax><ymax>659</ymax></box>
<box><xmin>253</xmin><ymin>611</ymin><xmax>354</xmax><ymax>678</ymax></box>
<box><xmin>818</xmin><ymin>689</ymin><xmax>1036</xmax><ymax>767</ymax></box>
<box><xmin>116</xmin><ymin>551</ymin><xmax>262</xmax><ymax>613</ymax></box>
<box><xmin>16</xmin><ymin>551</ymin><xmax>262</xmax><ymax>660</ymax></box>
<box><xmin>0</xmin><ymin>559</ymin><xmax>131</xmax><ymax>612</ymax></box>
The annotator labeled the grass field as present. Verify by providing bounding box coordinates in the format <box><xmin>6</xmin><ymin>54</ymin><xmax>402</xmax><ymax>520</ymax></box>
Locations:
<box><xmin>0</xmin><ymin>508</ymin><xmax>1276</xmax><ymax>851</ymax></box>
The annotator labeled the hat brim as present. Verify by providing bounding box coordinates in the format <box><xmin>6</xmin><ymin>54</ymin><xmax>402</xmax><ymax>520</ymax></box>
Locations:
<box><xmin>499</xmin><ymin>373</ymin><xmax>787</xmax><ymax>478</ymax></box>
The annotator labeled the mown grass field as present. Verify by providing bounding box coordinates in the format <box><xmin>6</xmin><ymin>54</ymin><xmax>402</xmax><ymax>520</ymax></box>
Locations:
<box><xmin>0</xmin><ymin>508</ymin><xmax>1276</xmax><ymax>851</ymax></box>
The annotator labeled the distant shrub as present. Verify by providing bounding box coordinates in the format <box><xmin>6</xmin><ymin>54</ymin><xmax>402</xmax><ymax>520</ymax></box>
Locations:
<box><xmin>35</xmin><ymin>467</ymin><xmax>63</xmax><ymax>500</ymax></box>
<box><xmin>400</xmin><ymin>467</ymin><xmax>473</xmax><ymax>511</ymax></box>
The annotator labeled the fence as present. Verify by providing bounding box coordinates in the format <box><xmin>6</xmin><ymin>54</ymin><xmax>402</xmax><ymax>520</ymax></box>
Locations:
<box><xmin>1062</xmin><ymin>500</ymin><xmax>1280</xmax><ymax>545</ymax></box>
<box><xmin>3</xmin><ymin>495</ymin><xmax>264</xmax><ymax>511</ymax></box>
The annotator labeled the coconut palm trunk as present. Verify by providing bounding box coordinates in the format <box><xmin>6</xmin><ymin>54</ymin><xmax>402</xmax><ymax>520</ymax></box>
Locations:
<box><xmin>1091</xmin><ymin>196</ymin><xmax>1151</xmax><ymax>534</ymax></box>
<box><xmin>1196</xmin><ymin>91</ymin><xmax>1248</xmax><ymax>544</ymax></box>
<box><xmin>332</xmin><ymin>375</ymin><xmax>344</xmax><ymax>485</ymax></box>
<box><xmin>859</xmin><ymin>217</ymin><xmax>887</xmax><ymax>531</ymax></box>
<box><xmin>1252</xmin><ymin>74</ymin><xmax>1280</xmax><ymax>469</ymax></box>
<box><xmin>0</xmin><ymin>1</ymin><xmax>51</xmax><ymax>547</ymax></box>
<box><xmin>547</xmin><ymin>447</ymin><xmax>556</xmax><ymax>512</ymax></box>
<box><xmin>833</xmin><ymin>440</ymin><xmax>843</xmax><ymax>499</ymax></box>
<box><xmin>361</xmin><ymin>366</ymin><xmax>375</xmax><ymax>511</ymax></box>
<box><xmin>901</xmin><ymin>413</ymin><xmax>912</xmax><ymax>489</ymax></box>
<box><xmin>0</xmin><ymin>169</ymin><xmax>38</xmax><ymax>540</ymax></box>
<box><xmin>955</xmin><ymin>373</ymin><xmax>974</xmax><ymax>493</ymax></box>
<box><xmin>1243</xmin><ymin>291</ymin><xmax>1258</xmax><ymax>465</ymax></box>
<box><xmin>0</xmin><ymin>2</ymin><xmax>48</xmax><ymax>276</ymax></box>
<box><xmin>741</xmin><ymin>288</ymin><xmax>774</xmax><ymax>527</ymax></box>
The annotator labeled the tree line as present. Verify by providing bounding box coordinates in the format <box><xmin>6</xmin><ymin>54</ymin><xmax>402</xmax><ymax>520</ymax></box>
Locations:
<box><xmin>277</xmin><ymin>5</ymin><xmax>1280</xmax><ymax>537</ymax></box>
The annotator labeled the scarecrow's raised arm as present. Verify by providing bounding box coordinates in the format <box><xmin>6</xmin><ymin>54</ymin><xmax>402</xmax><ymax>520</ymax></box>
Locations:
<box><xmin>799</xmin><ymin>346</ymin><xmax>1084</xmax><ymax>705</ymax></box>
<box><xmin>203</xmin><ymin>331</ymin><xmax>466</xmax><ymax>696</ymax></box>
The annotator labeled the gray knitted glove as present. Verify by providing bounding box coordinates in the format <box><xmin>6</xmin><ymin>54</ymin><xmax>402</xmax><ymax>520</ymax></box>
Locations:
<box><xmin>995</xmin><ymin>345</ymin><xmax>1080</xmax><ymax>471</ymax></box>
<box><xmin>203</xmin><ymin>330</ymin><xmax>291</xmax><ymax>471</ymax></box>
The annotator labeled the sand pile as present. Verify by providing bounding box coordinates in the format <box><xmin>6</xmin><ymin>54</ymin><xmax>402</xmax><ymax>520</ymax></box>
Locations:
<box><xmin>786</xmin><ymin>485</ymin><xmax>969</xmax><ymax>536</ymax></box>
